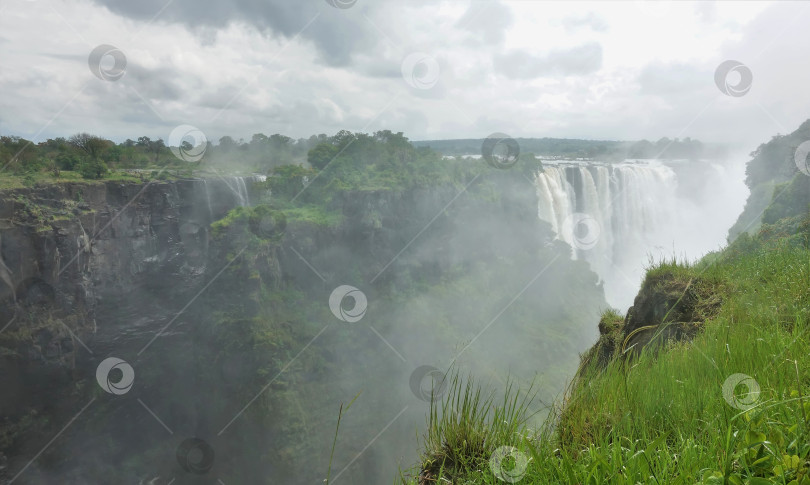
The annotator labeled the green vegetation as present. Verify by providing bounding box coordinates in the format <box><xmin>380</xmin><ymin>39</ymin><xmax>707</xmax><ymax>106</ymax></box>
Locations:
<box><xmin>259</xmin><ymin>130</ymin><xmax>486</xmax><ymax>228</ymax></box>
<box><xmin>278</xmin><ymin>205</ymin><xmax>342</xmax><ymax>226</ymax></box>
<box><xmin>406</xmin><ymin>169</ymin><xmax>810</xmax><ymax>483</ymax></box>
<box><xmin>413</xmin><ymin>136</ymin><xmax>726</xmax><ymax>161</ymax></box>
<box><xmin>419</xmin><ymin>373</ymin><xmax>537</xmax><ymax>482</ymax></box>
<box><xmin>0</xmin><ymin>133</ymin><xmax>198</xmax><ymax>186</ymax></box>
<box><xmin>5</xmin><ymin>122</ymin><xmax>803</xmax><ymax>483</ymax></box>
<box><xmin>763</xmin><ymin>175</ymin><xmax>810</xmax><ymax>226</ymax></box>
<box><xmin>0</xmin><ymin>130</ymin><xmax>346</xmax><ymax>184</ymax></box>
<box><xmin>188</xmin><ymin>129</ymin><xmax>606</xmax><ymax>482</ymax></box>
<box><xmin>210</xmin><ymin>205</ymin><xmax>287</xmax><ymax>246</ymax></box>
<box><xmin>294</xmin><ymin>130</ymin><xmax>480</xmax><ymax>198</ymax></box>
<box><xmin>729</xmin><ymin>119</ymin><xmax>810</xmax><ymax>241</ymax></box>
<box><xmin>1</xmin><ymin>130</ymin><xmax>726</xmax><ymax>194</ymax></box>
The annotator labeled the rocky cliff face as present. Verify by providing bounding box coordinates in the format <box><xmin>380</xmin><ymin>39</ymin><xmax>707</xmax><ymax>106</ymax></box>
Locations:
<box><xmin>0</xmin><ymin>179</ymin><xmax>260</xmax><ymax>362</ymax></box>
<box><xmin>0</xmin><ymin>173</ymin><xmax>605</xmax><ymax>484</ymax></box>
<box><xmin>0</xmin><ymin>178</ymin><xmax>267</xmax><ymax>478</ymax></box>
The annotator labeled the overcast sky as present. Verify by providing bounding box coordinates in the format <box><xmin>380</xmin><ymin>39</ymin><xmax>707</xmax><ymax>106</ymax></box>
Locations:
<box><xmin>1</xmin><ymin>0</ymin><xmax>808</xmax><ymax>149</ymax></box>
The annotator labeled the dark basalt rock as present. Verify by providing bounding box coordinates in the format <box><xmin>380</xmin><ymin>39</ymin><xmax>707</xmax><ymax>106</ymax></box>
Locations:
<box><xmin>582</xmin><ymin>267</ymin><xmax>723</xmax><ymax>370</ymax></box>
<box><xmin>0</xmin><ymin>178</ymin><xmax>266</xmax><ymax>465</ymax></box>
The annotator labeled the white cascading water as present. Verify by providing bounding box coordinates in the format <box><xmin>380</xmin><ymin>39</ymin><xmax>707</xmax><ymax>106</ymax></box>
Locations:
<box><xmin>198</xmin><ymin>175</ymin><xmax>268</xmax><ymax>221</ymax></box>
<box><xmin>234</xmin><ymin>175</ymin><xmax>266</xmax><ymax>206</ymax></box>
<box><xmin>221</xmin><ymin>176</ymin><xmax>250</xmax><ymax>206</ymax></box>
<box><xmin>534</xmin><ymin>162</ymin><xmax>681</xmax><ymax>309</ymax></box>
<box><xmin>202</xmin><ymin>179</ymin><xmax>214</xmax><ymax>220</ymax></box>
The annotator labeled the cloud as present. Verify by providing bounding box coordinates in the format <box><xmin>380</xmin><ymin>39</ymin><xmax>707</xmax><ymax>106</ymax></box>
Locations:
<box><xmin>123</xmin><ymin>64</ymin><xmax>186</xmax><ymax>101</ymax></box>
<box><xmin>561</xmin><ymin>12</ymin><xmax>608</xmax><ymax>32</ymax></box>
<box><xmin>0</xmin><ymin>0</ymin><xmax>805</xmax><ymax>151</ymax></box>
<box><xmin>455</xmin><ymin>0</ymin><xmax>514</xmax><ymax>45</ymax></box>
<box><xmin>91</xmin><ymin>0</ymin><xmax>381</xmax><ymax>66</ymax></box>
<box><xmin>493</xmin><ymin>43</ymin><xmax>603</xmax><ymax>79</ymax></box>
<box><xmin>637</xmin><ymin>62</ymin><xmax>707</xmax><ymax>96</ymax></box>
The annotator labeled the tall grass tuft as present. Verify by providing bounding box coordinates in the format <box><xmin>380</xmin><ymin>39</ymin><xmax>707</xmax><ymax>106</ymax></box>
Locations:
<box><xmin>418</xmin><ymin>371</ymin><xmax>538</xmax><ymax>481</ymax></box>
<box><xmin>405</xmin><ymin>213</ymin><xmax>810</xmax><ymax>484</ymax></box>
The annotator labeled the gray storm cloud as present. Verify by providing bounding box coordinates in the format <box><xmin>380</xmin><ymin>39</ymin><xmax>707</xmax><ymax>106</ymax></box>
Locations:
<box><xmin>1</xmin><ymin>1</ymin><xmax>809</xmax><ymax>148</ymax></box>
<box><xmin>92</xmin><ymin>0</ymin><xmax>380</xmax><ymax>66</ymax></box>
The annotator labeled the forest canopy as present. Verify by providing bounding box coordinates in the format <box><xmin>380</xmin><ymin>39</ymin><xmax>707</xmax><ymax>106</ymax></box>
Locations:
<box><xmin>0</xmin><ymin>130</ymin><xmax>724</xmax><ymax>188</ymax></box>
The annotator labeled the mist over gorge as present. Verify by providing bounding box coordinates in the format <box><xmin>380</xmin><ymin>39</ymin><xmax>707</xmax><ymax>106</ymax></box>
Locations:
<box><xmin>0</xmin><ymin>132</ymin><xmax>748</xmax><ymax>483</ymax></box>
<box><xmin>0</xmin><ymin>153</ymin><xmax>608</xmax><ymax>483</ymax></box>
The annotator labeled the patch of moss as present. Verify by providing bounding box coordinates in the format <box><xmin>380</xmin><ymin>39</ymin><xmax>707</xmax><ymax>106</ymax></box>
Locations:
<box><xmin>280</xmin><ymin>205</ymin><xmax>342</xmax><ymax>227</ymax></box>
<box><xmin>210</xmin><ymin>206</ymin><xmax>252</xmax><ymax>237</ymax></box>
<box><xmin>762</xmin><ymin>174</ymin><xmax>810</xmax><ymax>225</ymax></box>
<box><xmin>211</xmin><ymin>205</ymin><xmax>289</xmax><ymax>248</ymax></box>
<box><xmin>580</xmin><ymin>308</ymin><xmax>625</xmax><ymax>370</ymax></box>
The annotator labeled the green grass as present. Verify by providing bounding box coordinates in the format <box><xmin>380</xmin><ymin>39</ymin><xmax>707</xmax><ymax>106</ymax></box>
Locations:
<box><xmin>405</xmin><ymin>218</ymin><xmax>810</xmax><ymax>484</ymax></box>
<box><xmin>0</xmin><ymin>170</ymin><xmax>81</xmax><ymax>189</ymax></box>
<box><xmin>0</xmin><ymin>169</ymin><xmax>180</xmax><ymax>189</ymax></box>
<box><xmin>417</xmin><ymin>372</ymin><xmax>538</xmax><ymax>482</ymax></box>
<box><xmin>280</xmin><ymin>204</ymin><xmax>343</xmax><ymax>227</ymax></box>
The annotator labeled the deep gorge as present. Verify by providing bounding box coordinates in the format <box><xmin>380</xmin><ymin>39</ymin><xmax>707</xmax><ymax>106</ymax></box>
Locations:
<box><xmin>0</xmin><ymin>169</ymin><xmax>606</xmax><ymax>483</ymax></box>
<box><xmin>0</xmin><ymin>154</ymin><xmax>746</xmax><ymax>483</ymax></box>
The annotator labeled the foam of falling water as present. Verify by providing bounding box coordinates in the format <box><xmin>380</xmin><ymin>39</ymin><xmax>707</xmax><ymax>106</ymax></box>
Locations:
<box><xmin>223</xmin><ymin>175</ymin><xmax>269</xmax><ymax>207</ymax></box>
<box><xmin>236</xmin><ymin>176</ymin><xmax>249</xmax><ymax>206</ymax></box>
<box><xmin>199</xmin><ymin>175</ymin><xmax>268</xmax><ymax>220</ymax></box>
<box><xmin>75</xmin><ymin>218</ymin><xmax>91</xmax><ymax>271</ymax></box>
<box><xmin>534</xmin><ymin>162</ymin><xmax>680</xmax><ymax>309</ymax></box>
<box><xmin>202</xmin><ymin>179</ymin><xmax>214</xmax><ymax>221</ymax></box>
<box><xmin>217</xmin><ymin>175</ymin><xmax>249</xmax><ymax>207</ymax></box>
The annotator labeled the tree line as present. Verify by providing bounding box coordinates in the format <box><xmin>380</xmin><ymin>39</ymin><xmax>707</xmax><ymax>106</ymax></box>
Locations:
<box><xmin>0</xmin><ymin>131</ymin><xmax>366</xmax><ymax>180</ymax></box>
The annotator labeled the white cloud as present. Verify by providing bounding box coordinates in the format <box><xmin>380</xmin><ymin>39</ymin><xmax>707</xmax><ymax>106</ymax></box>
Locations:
<box><xmin>0</xmin><ymin>0</ymin><xmax>806</xmax><ymax>155</ymax></box>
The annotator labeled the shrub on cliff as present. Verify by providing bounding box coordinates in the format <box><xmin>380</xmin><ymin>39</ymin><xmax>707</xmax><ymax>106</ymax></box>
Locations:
<box><xmin>267</xmin><ymin>164</ymin><xmax>316</xmax><ymax>200</ymax></box>
<box><xmin>307</xmin><ymin>142</ymin><xmax>339</xmax><ymax>170</ymax></box>
<box><xmin>762</xmin><ymin>174</ymin><xmax>810</xmax><ymax>225</ymax></box>
<box><xmin>211</xmin><ymin>205</ymin><xmax>287</xmax><ymax>245</ymax></box>
<box><xmin>77</xmin><ymin>157</ymin><xmax>108</xmax><ymax>179</ymax></box>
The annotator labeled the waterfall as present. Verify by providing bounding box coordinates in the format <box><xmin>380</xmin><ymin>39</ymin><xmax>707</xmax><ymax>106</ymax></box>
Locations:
<box><xmin>236</xmin><ymin>176</ymin><xmax>249</xmax><ymax>206</ymax></box>
<box><xmin>75</xmin><ymin>219</ymin><xmax>91</xmax><ymax>271</ymax></box>
<box><xmin>216</xmin><ymin>175</ymin><xmax>266</xmax><ymax>207</ymax></box>
<box><xmin>198</xmin><ymin>175</ymin><xmax>268</xmax><ymax>220</ymax></box>
<box><xmin>219</xmin><ymin>176</ymin><xmax>248</xmax><ymax>207</ymax></box>
<box><xmin>534</xmin><ymin>162</ymin><xmax>679</xmax><ymax>309</ymax></box>
<box><xmin>202</xmin><ymin>179</ymin><xmax>214</xmax><ymax>221</ymax></box>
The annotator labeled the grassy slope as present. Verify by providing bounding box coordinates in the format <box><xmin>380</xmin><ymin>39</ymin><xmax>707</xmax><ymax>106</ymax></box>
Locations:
<box><xmin>0</xmin><ymin>167</ymin><xmax>203</xmax><ymax>190</ymax></box>
<box><xmin>408</xmin><ymin>181</ymin><xmax>810</xmax><ymax>484</ymax></box>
